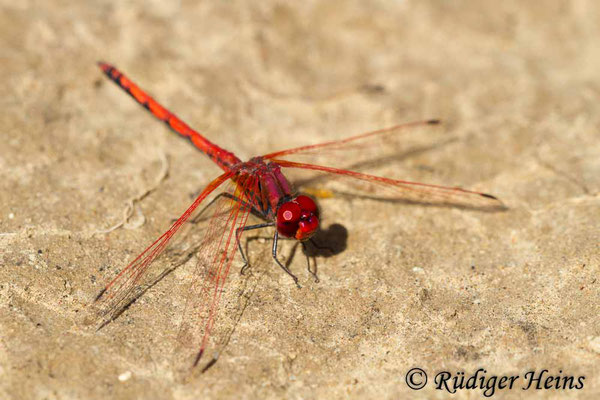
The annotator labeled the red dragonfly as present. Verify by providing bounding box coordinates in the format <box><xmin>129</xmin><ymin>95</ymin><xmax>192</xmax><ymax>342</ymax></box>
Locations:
<box><xmin>93</xmin><ymin>62</ymin><xmax>503</xmax><ymax>371</ymax></box>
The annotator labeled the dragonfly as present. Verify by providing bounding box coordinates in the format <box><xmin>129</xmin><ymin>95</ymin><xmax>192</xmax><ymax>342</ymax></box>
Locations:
<box><xmin>93</xmin><ymin>62</ymin><xmax>503</xmax><ymax>371</ymax></box>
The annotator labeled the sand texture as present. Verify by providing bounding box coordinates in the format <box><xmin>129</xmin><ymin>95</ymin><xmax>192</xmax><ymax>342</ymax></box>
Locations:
<box><xmin>1</xmin><ymin>1</ymin><xmax>599</xmax><ymax>399</ymax></box>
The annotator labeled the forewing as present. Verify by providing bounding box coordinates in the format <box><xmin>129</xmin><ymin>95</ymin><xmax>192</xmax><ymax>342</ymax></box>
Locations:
<box><xmin>262</xmin><ymin>120</ymin><xmax>445</xmax><ymax>171</ymax></box>
<box><xmin>91</xmin><ymin>172</ymin><xmax>233</xmax><ymax>329</ymax></box>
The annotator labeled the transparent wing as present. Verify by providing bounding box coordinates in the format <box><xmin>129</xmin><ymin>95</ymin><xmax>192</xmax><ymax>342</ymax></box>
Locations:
<box><xmin>173</xmin><ymin>173</ymin><xmax>259</xmax><ymax>374</ymax></box>
<box><xmin>91</xmin><ymin>171</ymin><xmax>233</xmax><ymax>329</ymax></box>
<box><xmin>262</xmin><ymin>120</ymin><xmax>444</xmax><ymax>171</ymax></box>
<box><xmin>275</xmin><ymin>159</ymin><xmax>505</xmax><ymax>210</ymax></box>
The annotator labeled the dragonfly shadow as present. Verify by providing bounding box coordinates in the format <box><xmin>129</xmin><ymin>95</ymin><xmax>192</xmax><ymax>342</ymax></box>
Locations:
<box><xmin>305</xmin><ymin>223</ymin><xmax>348</xmax><ymax>258</ymax></box>
<box><xmin>94</xmin><ymin>248</ymin><xmax>198</xmax><ymax>331</ymax></box>
<box><xmin>94</xmin><ymin>242</ymin><xmax>265</xmax><ymax>376</ymax></box>
<box><xmin>243</xmin><ymin>223</ymin><xmax>348</xmax><ymax>284</ymax></box>
<box><xmin>195</xmin><ymin>266</ymin><xmax>265</xmax><ymax>375</ymax></box>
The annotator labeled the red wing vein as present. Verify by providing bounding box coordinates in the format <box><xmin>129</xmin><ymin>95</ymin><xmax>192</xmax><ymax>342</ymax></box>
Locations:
<box><xmin>174</xmin><ymin>174</ymin><xmax>257</xmax><ymax>370</ymax></box>
<box><xmin>93</xmin><ymin>171</ymin><xmax>233</xmax><ymax>325</ymax></box>
<box><xmin>274</xmin><ymin>159</ymin><xmax>504</xmax><ymax>209</ymax></box>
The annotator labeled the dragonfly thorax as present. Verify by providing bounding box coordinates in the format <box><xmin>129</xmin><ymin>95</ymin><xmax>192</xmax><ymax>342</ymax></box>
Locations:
<box><xmin>276</xmin><ymin>195</ymin><xmax>319</xmax><ymax>241</ymax></box>
<box><xmin>237</xmin><ymin>159</ymin><xmax>320</xmax><ymax>240</ymax></box>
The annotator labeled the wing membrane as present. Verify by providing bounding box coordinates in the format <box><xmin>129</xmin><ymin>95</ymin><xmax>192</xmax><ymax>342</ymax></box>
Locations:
<box><xmin>92</xmin><ymin>171</ymin><xmax>233</xmax><ymax>329</ymax></box>
<box><xmin>173</xmin><ymin>173</ymin><xmax>258</xmax><ymax>373</ymax></box>
<box><xmin>275</xmin><ymin>159</ymin><xmax>504</xmax><ymax>210</ymax></box>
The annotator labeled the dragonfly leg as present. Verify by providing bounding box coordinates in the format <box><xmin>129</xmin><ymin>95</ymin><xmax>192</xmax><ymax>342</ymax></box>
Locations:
<box><xmin>302</xmin><ymin>242</ymin><xmax>320</xmax><ymax>283</ymax></box>
<box><xmin>272</xmin><ymin>231</ymin><xmax>301</xmax><ymax>288</ymax></box>
<box><xmin>235</xmin><ymin>222</ymin><xmax>275</xmax><ymax>275</ymax></box>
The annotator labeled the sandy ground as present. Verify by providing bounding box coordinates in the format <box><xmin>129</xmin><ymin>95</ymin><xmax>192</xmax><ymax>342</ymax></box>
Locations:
<box><xmin>1</xmin><ymin>0</ymin><xmax>599</xmax><ymax>399</ymax></box>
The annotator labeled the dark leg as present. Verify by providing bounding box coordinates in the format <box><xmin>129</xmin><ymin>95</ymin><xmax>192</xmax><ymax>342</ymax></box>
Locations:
<box><xmin>235</xmin><ymin>222</ymin><xmax>275</xmax><ymax>275</ymax></box>
<box><xmin>272</xmin><ymin>231</ymin><xmax>301</xmax><ymax>288</ymax></box>
<box><xmin>302</xmin><ymin>242</ymin><xmax>320</xmax><ymax>283</ymax></box>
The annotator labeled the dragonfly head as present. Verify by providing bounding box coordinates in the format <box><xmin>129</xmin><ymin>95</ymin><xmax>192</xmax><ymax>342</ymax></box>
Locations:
<box><xmin>276</xmin><ymin>195</ymin><xmax>319</xmax><ymax>241</ymax></box>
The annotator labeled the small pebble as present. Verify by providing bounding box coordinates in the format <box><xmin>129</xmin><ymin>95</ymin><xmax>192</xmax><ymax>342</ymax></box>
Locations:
<box><xmin>118</xmin><ymin>371</ymin><xmax>132</xmax><ymax>382</ymax></box>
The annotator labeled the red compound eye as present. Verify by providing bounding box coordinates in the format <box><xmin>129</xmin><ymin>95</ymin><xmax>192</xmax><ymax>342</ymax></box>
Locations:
<box><xmin>295</xmin><ymin>195</ymin><xmax>318</xmax><ymax>217</ymax></box>
<box><xmin>276</xmin><ymin>195</ymin><xmax>320</xmax><ymax>240</ymax></box>
<box><xmin>276</xmin><ymin>201</ymin><xmax>301</xmax><ymax>237</ymax></box>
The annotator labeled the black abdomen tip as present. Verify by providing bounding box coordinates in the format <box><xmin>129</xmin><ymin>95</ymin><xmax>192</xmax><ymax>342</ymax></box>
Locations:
<box><xmin>97</xmin><ymin>62</ymin><xmax>115</xmax><ymax>76</ymax></box>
